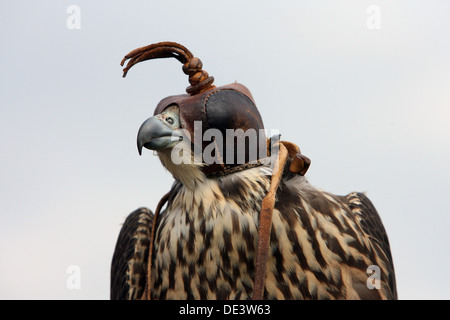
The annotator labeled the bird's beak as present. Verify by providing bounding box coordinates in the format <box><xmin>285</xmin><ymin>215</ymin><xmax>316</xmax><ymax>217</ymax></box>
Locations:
<box><xmin>137</xmin><ymin>116</ymin><xmax>181</xmax><ymax>155</ymax></box>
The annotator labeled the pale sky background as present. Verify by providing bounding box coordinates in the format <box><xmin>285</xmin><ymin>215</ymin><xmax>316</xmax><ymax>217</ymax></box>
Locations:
<box><xmin>1</xmin><ymin>0</ymin><xmax>449</xmax><ymax>299</ymax></box>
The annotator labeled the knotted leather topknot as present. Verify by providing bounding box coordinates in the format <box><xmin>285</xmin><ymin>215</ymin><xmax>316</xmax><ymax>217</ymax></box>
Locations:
<box><xmin>121</xmin><ymin>41</ymin><xmax>215</xmax><ymax>95</ymax></box>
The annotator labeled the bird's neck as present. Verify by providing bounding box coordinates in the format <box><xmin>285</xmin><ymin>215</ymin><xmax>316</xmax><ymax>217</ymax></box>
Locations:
<box><xmin>166</xmin><ymin>165</ymin><xmax>273</xmax><ymax>218</ymax></box>
<box><xmin>157</xmin><ymin>148</ymin><xmax>207</xmax><ymax>191</ymax></box>
<box><xmin>157</xmin><ymin>144</ymin><xmax>274</xmax><ymax>194</ymax></box>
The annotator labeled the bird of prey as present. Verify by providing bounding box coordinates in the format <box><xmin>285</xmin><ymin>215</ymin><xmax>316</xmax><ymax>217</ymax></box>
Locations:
<box><xmin>111</xmin><ymin>42</ymin><xmax>397</xmax><ymax>300</ymax></box>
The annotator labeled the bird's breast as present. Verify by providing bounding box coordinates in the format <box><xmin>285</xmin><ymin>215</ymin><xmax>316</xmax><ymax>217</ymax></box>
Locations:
<box><xmin>151</xmin><ymin>189</ymin><xmax>261</xmax><ymax>300</ymax></box>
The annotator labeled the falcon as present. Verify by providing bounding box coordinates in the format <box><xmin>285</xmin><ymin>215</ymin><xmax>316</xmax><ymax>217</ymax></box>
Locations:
<box><xmin>110</xmin><ymin>42</ymin><xmax>397</xmax><ymax>300</ymax></box>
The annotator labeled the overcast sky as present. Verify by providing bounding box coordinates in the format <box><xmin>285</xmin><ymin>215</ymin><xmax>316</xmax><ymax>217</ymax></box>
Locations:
<box><xmin>1</xmin><ymin>0</ymin><xmax>449</xmax><ymax>299</ymax></box>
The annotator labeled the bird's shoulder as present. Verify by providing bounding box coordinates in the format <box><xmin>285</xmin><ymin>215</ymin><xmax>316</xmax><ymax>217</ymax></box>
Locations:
<box><xmin>344</xmin><ymin>192</ymin><xmax>394</xmax><ymax>262</ymax></box>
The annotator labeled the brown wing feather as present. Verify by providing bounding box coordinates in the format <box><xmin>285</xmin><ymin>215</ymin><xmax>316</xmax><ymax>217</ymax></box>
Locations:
<box><xmin>346</xmin><ymin>192</ymin><xmax>397</xmax><ymax>299</ymax></box>
<box><xmin>110</xmin><ymin>207</ymin><xmax>153</xmax><ymax>300</ymax></box>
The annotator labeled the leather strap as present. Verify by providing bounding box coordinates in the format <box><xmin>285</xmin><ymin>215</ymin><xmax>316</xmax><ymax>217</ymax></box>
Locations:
<box><xmin>201</xmin><ymin>158</ymin><xmax>269</xmax><ymax>177</ymax></box>
<box><xmin>253</xmin><ymin>140</ymin><xmax>310</xmax><ymax>300</ymax></box>
<box><xmin>143</xmin><ymin>191</ymin><xmax>170</xmax><ymax>300</ymax></box>
<box><xmin>253</xmin><ymin>143</ymin><xmax>288</xmax><ymax>299</ymax></box>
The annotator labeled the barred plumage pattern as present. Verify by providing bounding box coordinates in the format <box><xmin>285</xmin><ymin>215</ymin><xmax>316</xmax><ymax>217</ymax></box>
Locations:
<box><xmin>110</xmin><ymin>208</ymin><xmax>153</xmax><ymax>300</ymax></box>
<box><xmin>111</xmin><ymin>159</ymin><xmax>397</xmax><ymax>300</ymax></box>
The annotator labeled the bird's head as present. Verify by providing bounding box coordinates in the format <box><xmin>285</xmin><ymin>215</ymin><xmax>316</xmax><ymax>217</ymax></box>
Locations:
<box><xmin>136</xmin><ymin>102</ymin><xmax>202</xmax><ymax>188</ymax></box>
<box><xmin>136</xmin><ymin>104</ymin><xmax>183</xmax><ymax>155</ymax></box>
<box><xmin>123</xmin><ymin>42</ymin><xmax>268</xmax><ymax>188</ymax></box>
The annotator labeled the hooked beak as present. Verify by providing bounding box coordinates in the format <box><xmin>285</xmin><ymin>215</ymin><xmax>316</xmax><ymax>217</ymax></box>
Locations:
<box><xmin>137</xmin><ymin>116</ymin><xmax>182</xmax><ymax>155</ymax></box>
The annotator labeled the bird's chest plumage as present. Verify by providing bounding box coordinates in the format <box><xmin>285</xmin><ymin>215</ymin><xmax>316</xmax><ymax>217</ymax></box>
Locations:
<box><xmin>149</xmin><ymin>172</ymin><xmax>273</xmax><ymax>300</ymax></box>
<box><xmin>150</xmin><ymin>186</ymin><xmax>262</xmax><ymax>299</ymax></box>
